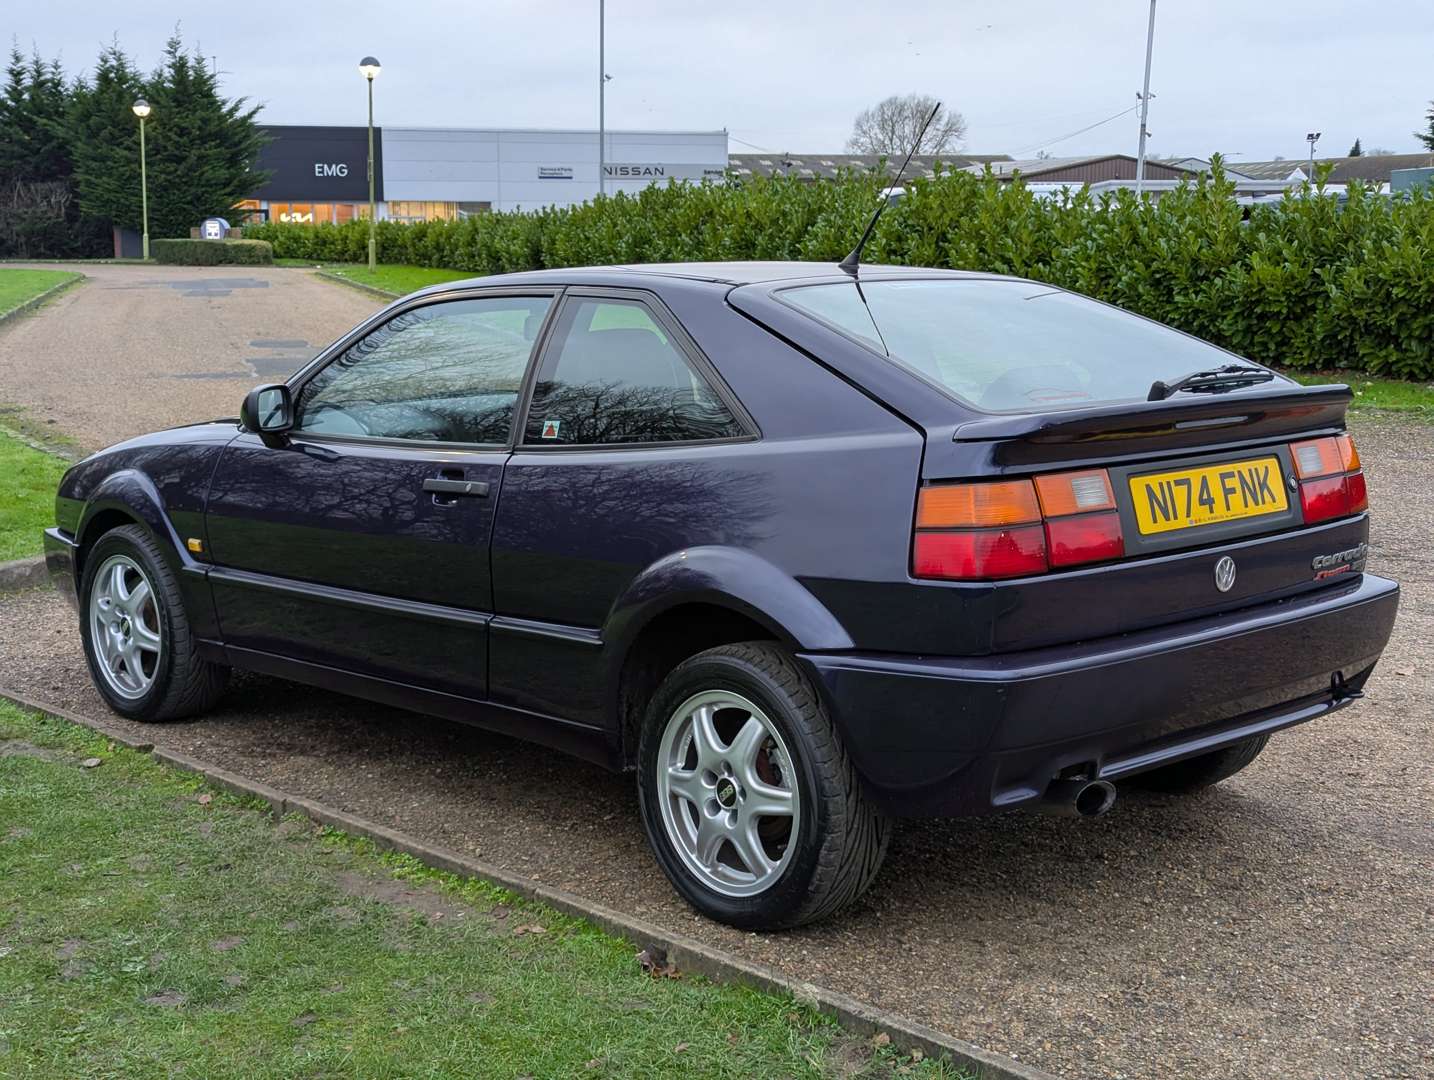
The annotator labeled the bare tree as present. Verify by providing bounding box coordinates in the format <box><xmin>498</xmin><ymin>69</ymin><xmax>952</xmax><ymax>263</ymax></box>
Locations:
<box><xmin>846</xmin><ymin>94</ymin><xmax>966</xmax><ymax>156</ymax></box>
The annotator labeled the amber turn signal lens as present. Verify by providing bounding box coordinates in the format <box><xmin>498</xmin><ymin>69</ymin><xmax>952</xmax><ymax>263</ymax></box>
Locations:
<box><xmin>1033</xmin><ymin>469</ymin><xmax>1116</xmax><ymax>518</ymax></box>
<box><xmin>916</xmin><ymin>480</ymin><xmax>1041</xmax><ymax>529</ymax></box>
<box><xmin>1336</xmin><ymin>434</ymin><xmax>1361</xmax><ymax>472</ymax></box>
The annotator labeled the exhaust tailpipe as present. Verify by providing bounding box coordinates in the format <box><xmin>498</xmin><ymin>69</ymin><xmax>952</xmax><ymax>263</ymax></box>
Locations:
<box><xmin>1039</xmin><ymin>778</ymin><xmax>1117</xmax><ymax>819</ymax></box>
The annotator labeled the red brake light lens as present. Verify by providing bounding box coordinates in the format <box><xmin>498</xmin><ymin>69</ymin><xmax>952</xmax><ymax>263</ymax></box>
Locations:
<box><xmin>1045</xmin><ymin>513</ymin><xmax>1125</xmax><ymax>568</ymax></box>
<box><xmin>1346</xmin><ymin>469</ymin><xmax>1368</xmax><ymax>513</ymax></box>
<box><xmin>913</xmin><ymin>526</ymin><xmax>1048</xmax><ymax>580</ymax></box>
<box><xmin>1299</xmin><ymin>474</ymin><xmax>1351</xmax><ymax>524</ymax></box>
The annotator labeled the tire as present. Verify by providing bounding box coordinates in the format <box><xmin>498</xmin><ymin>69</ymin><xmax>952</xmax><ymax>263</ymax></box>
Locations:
<box><xmin>636</xmin><ymin>641</ymin><xmax>890</xmax><ymax>929</ymax></box>
<box><xmin>78</xmin><ymin>524</ymin><xmax>229</xmax><ymax>721</ymax></box>
<box><xmin>1127</xmin><ymin>734</ymin><xmax>1270</xmax><ymax>795</ymax></box>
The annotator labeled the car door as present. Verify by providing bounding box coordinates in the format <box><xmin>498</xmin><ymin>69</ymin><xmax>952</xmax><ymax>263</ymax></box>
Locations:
<box><xmin>203</xmin><ymin>289</ymin><xmax>559</xmax><ymax>699</ymax></box>
<box><xmin>488</xmin><ymin>288</ymin><xmax>757</xmax><ymax>724</ymax></box>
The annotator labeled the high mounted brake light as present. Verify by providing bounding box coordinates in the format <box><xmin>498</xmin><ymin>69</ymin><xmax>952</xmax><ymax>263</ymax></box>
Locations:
<box><xmin>1290</xmin><ymin>435</ymin><xmax>1367</xmax><ymax>524</ymax></box>
<box><xmin>913</xmin><ymin>470</ymin><xmax>1124</xmax><ymax>581</ymax></box>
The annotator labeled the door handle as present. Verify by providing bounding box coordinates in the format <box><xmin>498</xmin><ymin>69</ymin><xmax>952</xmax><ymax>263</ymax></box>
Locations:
<box><xmin>422</xmin><ymin>478</ymin><xmax>490</xmax><ymax>498</ymax></box>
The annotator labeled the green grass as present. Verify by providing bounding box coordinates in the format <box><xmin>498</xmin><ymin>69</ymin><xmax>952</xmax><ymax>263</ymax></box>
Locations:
<box><xmin>1279</xmin><ymin>369</ymin><xmax>1434</xmax><ymax>418</ymax></box>
<box><xmin>0</xmin><ymin>701</ymin><xmax>965</xmax><ymax>1079</ymax></box>
<box><xmin>278</xmin><ymin>260</ymin><xmax>474</xmax><ymax>297</ymax></box>
<box><xmin>0</xmin><ymin>428</ymin><xmax>67</xmax><ymax>562</ymax></box>
<box><xmin>0</xmin><ymin>268</ymin><xmax>81</xmax><ymax>317</ymax></box>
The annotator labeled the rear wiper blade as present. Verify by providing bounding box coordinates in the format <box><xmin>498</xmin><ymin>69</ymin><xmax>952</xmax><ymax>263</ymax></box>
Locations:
<box><xmin>1147</xmin><ymin>364</ymin><xmax>1275</xmax><ymax>401</ymax></box>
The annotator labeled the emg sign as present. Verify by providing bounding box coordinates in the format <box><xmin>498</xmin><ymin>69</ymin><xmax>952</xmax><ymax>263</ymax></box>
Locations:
<box><xmin>252</xmin><ymin>126</ymin><xmax>378</xmax><ymax>201</ymax></box>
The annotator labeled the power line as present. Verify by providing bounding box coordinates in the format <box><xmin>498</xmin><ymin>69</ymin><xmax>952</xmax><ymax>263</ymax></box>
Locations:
<box><xmin>1008</xmin><ymin>102</ymin><xmax>1143</xmax><ymax>157</ymax></box>
<box><xmin>728</xmin><ymin>133</ymin><xmax>777</xmax><ymax>152</ymax></box>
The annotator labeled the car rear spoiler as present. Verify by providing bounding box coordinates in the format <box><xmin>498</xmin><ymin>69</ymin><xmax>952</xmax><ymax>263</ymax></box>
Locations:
<box><xmin>939</xmin><ymin>383</ymin><xmax>1353</xmax><ymax>469</ymax></box>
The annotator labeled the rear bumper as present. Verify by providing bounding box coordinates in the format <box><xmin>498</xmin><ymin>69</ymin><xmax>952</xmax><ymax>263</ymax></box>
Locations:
<box><xmin>799</xmin><ymin>573</ymin><xmax>1399</xmax><ymax>817</ymax></box>
<box><xmin>43</xmin><ymin>527</ymin><xmax>79</xmax><ymax>610</ymax></box>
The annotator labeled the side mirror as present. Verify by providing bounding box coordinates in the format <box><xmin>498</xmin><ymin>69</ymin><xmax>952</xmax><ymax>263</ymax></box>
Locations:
<box><xmin>240</xmin><ymin>383</ymin><xmax>293</xmax><ymax>446</ymax></box>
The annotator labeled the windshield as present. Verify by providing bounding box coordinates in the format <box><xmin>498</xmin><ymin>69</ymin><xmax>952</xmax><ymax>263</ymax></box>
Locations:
<box><xmin>780</xmin><ymin>279</ymin><xmax>1286</xmax><ymax>412</ymax></box>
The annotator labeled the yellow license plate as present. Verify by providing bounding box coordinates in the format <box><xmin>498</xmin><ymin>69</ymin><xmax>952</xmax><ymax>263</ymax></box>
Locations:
<box><xmin>1130</xmin><ymin>456</ymin><xmax>1288</xmax><ymax>535</ymax></box>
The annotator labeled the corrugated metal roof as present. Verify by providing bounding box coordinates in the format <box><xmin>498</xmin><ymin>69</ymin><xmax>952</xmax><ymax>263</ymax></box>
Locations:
<box><xmin>728</xmin><ymin>152</ymin><xmax>1010</xmax><ymax>180</ymax></box>
<box><xmin>1237</xmin><ymin>154</ymin><xmax>1434</xmax><ymax>184</ymax></box>
<box><xmin>976</xmin><ymin>154</ymin><xmax>1199</xmax><ymax>179</ymax></box>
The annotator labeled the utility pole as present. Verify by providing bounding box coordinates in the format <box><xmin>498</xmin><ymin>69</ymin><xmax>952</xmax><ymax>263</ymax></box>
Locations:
<box><xmin>598</xmin><ymin>0</ymin><xmax>606</xmax><ymax>197</ymax></box>
<box><xmin>1134</xmin><ymin>0</ymin><xmax>1157</xmax><ymax>195</ymax></box>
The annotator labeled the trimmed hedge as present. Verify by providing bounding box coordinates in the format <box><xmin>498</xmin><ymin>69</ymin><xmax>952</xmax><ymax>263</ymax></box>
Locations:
<box><xmin>245</xmin><ymin>163</ymin><xmax>1434</xmax><ymax>379</ymax></box>
<box><xmin>151</xmin><ymin>238</ymin><xmax>274</xmax><ymax>265</ymax></box>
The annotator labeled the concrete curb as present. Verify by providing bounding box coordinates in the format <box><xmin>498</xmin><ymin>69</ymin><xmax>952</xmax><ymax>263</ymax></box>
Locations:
<box><xmin>0</xmin><ymin>556</ymin><xmax>48</xmax><ymax>593</ymax></box>
<box><xmin>0</xmin><ymin>683</ymin><xmax>1061</xmax><ymax>1080</ymax></box>
<box><xmin>312</xmin><ymin>269</ymin><xmax>401</xmax><ymax>301</ymax></box>
<box><xmin>0</xmin><ymin>273</ymin><xmax>85</xmax><ymax>326</ymax></box>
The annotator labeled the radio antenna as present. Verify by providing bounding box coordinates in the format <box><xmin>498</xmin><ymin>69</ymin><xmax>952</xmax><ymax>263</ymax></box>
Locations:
<box><xmin>838</xmin><ymin>100</ymin><xmax>941</xmax><ymax>275</ymax></box>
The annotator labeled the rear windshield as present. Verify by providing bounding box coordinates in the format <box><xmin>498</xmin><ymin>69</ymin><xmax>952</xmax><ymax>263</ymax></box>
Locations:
<box><xmin>779</xmin><ymin>278</ymin><xmax>1284</xmax><ymax>412</ymax></box>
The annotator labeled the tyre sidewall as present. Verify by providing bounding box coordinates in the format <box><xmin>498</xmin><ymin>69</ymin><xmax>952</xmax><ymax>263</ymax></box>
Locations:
<box><xmin>78</xmin><ymin>526</ymin><xmax>178</xmax><ymax>719</ymax></box>
<box><xmin>637</xmin><ymin>650</ymin><xmax>828</xmax><ymax>929</ymax></box>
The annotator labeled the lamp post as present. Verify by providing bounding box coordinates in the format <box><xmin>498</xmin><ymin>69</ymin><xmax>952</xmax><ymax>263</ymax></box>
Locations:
<box><xmin>132</xmin><ymin>99</ymin><xmax>151</xmax><ymax>259</ymax></box>
<box><xmin>1306</xmin><ymin>131</ymin><xmax>1321</xmax><ymax>183</ymax></box>
<box><xmin>359</xmin><ymin>57</ymin><xmax>381</xmax><ymax>270</ymax></box>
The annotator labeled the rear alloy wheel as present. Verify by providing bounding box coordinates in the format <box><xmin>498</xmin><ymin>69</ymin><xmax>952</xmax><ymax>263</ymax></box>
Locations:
<box><xmin>79</xmin><ymin>524</ymin><xmax>229</xmax><ymax>721</ymax></box>
<box><xmin>1127</xmin><ymin>734</ymin><xmax>1271</xmax><ymax>795</ymax></box>
<box><xmin>638</xmin><ymin>642</ymin><xmax>890</xmax><ymax>929</ymax></box>
<box><xmin>655</xmin><ymin>689</ymin><xmax>801</xmax><ymax>898</ymax></box>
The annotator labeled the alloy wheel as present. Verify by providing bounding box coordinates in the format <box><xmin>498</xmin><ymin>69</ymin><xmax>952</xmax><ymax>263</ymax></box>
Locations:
<box><xmin>656</xmin><ymin>690</ymin><xmax>800</xmax><ymax>898</ymax></box>
<box><xmin>89</xmin><ymin>554</ymin><xmax>162</xmax><ymax>700</ymax></box>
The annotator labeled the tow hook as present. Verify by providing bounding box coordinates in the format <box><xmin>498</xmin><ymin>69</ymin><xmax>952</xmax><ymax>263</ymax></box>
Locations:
<box><xmin>1331</xmin><ymin>671</ymin><xmax>1364</xmax><ymax>702</ymax></box>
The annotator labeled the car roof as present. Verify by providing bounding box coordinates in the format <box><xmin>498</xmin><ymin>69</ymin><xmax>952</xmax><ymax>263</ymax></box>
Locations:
<box><xmin>420</xmin><ymin>261</ymin><xmax>987</xmax><ymax>294</ymax></box>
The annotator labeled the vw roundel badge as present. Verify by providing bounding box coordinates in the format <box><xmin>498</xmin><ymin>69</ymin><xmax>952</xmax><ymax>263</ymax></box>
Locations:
<box><xmin>1214</xmin><ymin>555</ymin><xmax>1237</xmax><ymax>593</ymax></box>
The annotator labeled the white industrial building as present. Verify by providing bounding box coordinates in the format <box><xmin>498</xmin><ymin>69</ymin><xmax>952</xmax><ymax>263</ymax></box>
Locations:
<box><xmin>241</xmin><ymin>124</ymin><xmax>729</xmax><ymax>223</ymax></box>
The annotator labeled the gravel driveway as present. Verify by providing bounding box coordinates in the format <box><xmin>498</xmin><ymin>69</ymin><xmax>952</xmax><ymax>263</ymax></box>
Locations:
<box><xmin>0</xmin><ymin>263</ymin><xmax>381</xmax><ymax>453</ymax></box>
<box><xmin>1</xmin><ymin>268</ymin><xmax>1430</xmax><ymax>1079</ymax></box>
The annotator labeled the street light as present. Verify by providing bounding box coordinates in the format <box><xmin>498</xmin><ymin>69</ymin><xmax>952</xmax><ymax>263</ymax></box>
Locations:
<box><xmin>1306</xmin><ymin>131</ymin><xmax>1321</xmax><ymax>183</ymax></box>
<box><xmin>132</xmin><ymin>99</ymin><xmax>151</xmax><ymax>259</ymax></box>
<box><xmin>359</xmin><ymin>56</ymin><xmax>381</xmax><ymax>270</ymax></box>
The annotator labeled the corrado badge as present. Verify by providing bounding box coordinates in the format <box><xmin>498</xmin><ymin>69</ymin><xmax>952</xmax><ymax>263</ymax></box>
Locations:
<box><xmin>1311</xmin><ymin>541</ymin><xmax>1369</xmax><ymax>581</ymax></box>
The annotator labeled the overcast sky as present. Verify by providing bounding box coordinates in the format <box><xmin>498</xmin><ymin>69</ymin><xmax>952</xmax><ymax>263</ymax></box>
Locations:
<box><xmin>10</xmin><ymin>1</ymin><xmax>1433</xmax><ymax>162</ymax></box>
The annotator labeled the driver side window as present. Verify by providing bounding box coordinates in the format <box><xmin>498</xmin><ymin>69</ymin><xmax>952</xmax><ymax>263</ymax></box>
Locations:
<box><xmin>296</xmin><ymin>296</ymin><xmax>551</xmax><ymax>444</ymax></box>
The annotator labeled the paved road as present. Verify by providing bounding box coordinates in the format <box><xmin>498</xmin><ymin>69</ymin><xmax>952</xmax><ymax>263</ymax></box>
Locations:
<box><xmin>0</xmin><ymin>263</ymin><xmax>381</xmax><ymax>453</ymax></box>
<box><xmin>1</xmin><ymin>269</ymin><xmax>1430</xmax><ymax>1078</ymax></box>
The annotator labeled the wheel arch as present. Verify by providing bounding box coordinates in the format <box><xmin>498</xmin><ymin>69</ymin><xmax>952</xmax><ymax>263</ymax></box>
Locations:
<box><xmin>603</xmin><ymin>546</ymin><xmax>853</xmax><ymax>768</ymax></box>
<box><xmin>74</xmin><ymin>471</ymin><xmax>192</xmax><ymax>579</ymax></box>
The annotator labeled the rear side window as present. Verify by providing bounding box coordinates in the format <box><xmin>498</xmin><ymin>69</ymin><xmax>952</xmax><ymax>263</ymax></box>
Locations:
<box><xmin>523</xmin><ymin>298</ymin><xmax>744</xmax><ymax>445</ymax></box>
<box><xmin>296</xmin><ymin>296</ymin><xmax>551</xmax><ymax>443</ymax></box>
<box><xmin>780</xmin><ymin>279</ymin><xmax>1289</xmax><ymax>412</ymax></box>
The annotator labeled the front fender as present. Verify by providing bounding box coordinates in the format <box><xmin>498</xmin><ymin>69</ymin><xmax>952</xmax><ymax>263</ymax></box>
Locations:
<box><xmin>603</xmin><ymin>545</ymin><xmax>854</xmax><ymax>662</ymax></box>
<box><xmin>69</xmin><ymin>470</ymin><xmax>221</xmax><ymax>640</ymax></box>
<box><xmin>75</xmin><ymin>469</ymin><xmax>198</xmax><ymax>573</ymax></box>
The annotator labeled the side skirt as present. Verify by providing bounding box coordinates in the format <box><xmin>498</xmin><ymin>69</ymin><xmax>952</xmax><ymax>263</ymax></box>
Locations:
<box><xmin>205</xmin><ymin>641</ymin><xmax>615</xmax><ymax>769</ymax></box>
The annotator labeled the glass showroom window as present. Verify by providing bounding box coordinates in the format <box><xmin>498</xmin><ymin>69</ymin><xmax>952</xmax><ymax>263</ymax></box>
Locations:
<box><xmin>387</xmin><ymin>201</ymin><xmax>459</xmax><ymax>222</ymax></box>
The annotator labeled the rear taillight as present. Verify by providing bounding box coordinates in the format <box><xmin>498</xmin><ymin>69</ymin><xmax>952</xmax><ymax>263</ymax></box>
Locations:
<box><xmin>913</xmin><ymin>470</ymin><xmax>1124</xmax><ymax>581</ymax></box>
<box><xmin>1289</xmin><ymin>434</ymin><xmax>1367</xmax><ymax>524</ymax></box>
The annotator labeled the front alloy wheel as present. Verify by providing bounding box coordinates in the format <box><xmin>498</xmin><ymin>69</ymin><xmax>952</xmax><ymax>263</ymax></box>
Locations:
<box><xmin>88</xmin><ymin>554</ymin><xmax>163</xmax><ymax>699</ymax></box>
<box><xmin>78</xmin><ymin>524</ymin><xmax>229</xmax><ymax>721</ymax></box>
<box><xmin>656</xmin><ymin>690</ymin><xmax>800</xmax><ymax>898</ymax></box>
